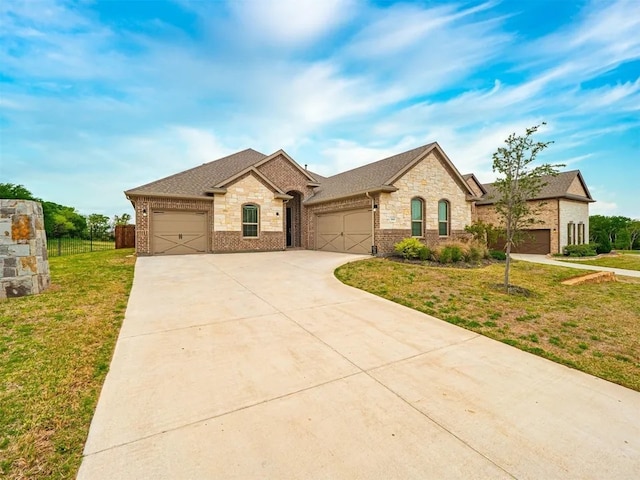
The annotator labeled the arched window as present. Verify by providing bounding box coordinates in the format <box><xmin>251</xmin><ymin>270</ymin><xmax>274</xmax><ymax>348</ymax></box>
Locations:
<box><xmin>242</xmin><ymin>204</ymin><xmax>259</xmax><ymax>238</ymax></box>
<box><xmin>438</xmin><ymin>200</ymin><xmax>449</xmax><ymax>236</ymax></box>
<box><xmin>411</xmin><ymin>198</ymin><xmax>424</xmax><ymax>237</ymax></box>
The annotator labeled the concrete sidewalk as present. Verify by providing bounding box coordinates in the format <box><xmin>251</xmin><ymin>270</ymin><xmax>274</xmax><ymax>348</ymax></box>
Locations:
<box><xmin>511</xmin><ymin>253</ymin><xmax>640</xmax><ymax>278</ymax></box>
<box><xmin>78</xmin><ymin>251</ymin><xmax>640</xmax><ymax>479</ymax></box>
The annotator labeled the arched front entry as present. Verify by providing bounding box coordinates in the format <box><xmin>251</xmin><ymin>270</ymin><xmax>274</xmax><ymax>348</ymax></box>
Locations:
<box><xmin>285</xmin><ymin>191</ymin><xmax>303</xmax><ymax>248</ymax></box>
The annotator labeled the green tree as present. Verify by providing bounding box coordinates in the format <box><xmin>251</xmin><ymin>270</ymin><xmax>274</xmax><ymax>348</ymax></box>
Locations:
<box><xmin>113</xmin><ymin>213</ymin><xmax>132</xmax><ymax>226</ymax></box>
<box><xmin>464</xmin><ymin>220</ymin><xmax>501</xmax><ymax>247</ymax></box>
<box><xmin>87</xmin><ymin>213</ymin><xmax>111</xmax><ymax>240</ymax></box>
<box><xmin>0</xmin><ymin>183</ymin><xmax>36</xmax><ymax>200</ymax></box>
<box><xmin>43</xmin><ymin>202</ymin><xmax>86</xmax><ymax>238</ymax></box>
<box><xmin>490</xmin><ymin>123</ymin><xmax>563</xmax><ymax>291</ymax></box>
<box><xmin>589</xmin><ymin>215</ymin><xmax>633</xmax><ymax>250</ymax></box>
<box><xmin>625</xmin><ymin>220</ymin><xmax>640</xmax><ymax>250</ymax></box>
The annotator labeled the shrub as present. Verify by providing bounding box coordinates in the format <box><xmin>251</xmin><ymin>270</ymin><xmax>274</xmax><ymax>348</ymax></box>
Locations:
<box><xmin>418</xmin><ymin>246</ymin><xmax>431</xmax><ymax>261</ymax></box>
<box><xmin>489</xmin><ymin>249</ymin><xmax>506</xmax><ymax>260</ymax></box>
<box><xmin>595</xmin><ymin>238</ymin><xmax>612</xmax><ymax>254</ymax></box>
<box><xmin>394</xmin><ymin>238</ymin><xmax>428</xmax><ymax>260</ymax></box>
<box><xmin>563</xmin><ymin>244</ymin><xmax>597</xmax><ymax>257</ymax></box>
<box><xmin>465</xmin><ymin>244</ymin><xmax>486</xmax><ymax>263</ymax></box>
<box><xmin>464</xmin><ymin>220</ymin><xmax>501</xmax><ymax>247</ymax></box>
<box><xmin>438</xmin><ymin>245</ymin><xmax>464</xmax><ymax>263</ymax></box>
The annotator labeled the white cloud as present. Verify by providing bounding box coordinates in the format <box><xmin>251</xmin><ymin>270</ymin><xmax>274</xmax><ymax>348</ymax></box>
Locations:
<box><xmin>228</xmin><ymin>0</ymin><xmax>355</xmax><ymax>47</ymax></box>
<box><xmin>316</xmin><ymin>137</ymin><xmax>419</xmax><ymax>175</ymax></box>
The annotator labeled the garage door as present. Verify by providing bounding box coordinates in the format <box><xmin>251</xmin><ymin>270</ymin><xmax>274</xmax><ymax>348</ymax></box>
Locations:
<box><xmin>316</xmin><ymin>209</ymin><xmax>372</xmax><ymax>254</ymax></box>
<box><xmin>152</xmin><ymin>211</ymin><xmax>207</xmax><ymax>255</ymax></box>
<box><xmin>492</xmin><ymin>229</ymin><xmax>551</xmax><ymax>254</ymax></box>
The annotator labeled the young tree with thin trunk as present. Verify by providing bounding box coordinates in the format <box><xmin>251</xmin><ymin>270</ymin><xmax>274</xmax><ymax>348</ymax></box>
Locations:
<box><xmin>491</xmin><ymin>123</ymin><xmax>563</xmax><ymax>291</ymax></box>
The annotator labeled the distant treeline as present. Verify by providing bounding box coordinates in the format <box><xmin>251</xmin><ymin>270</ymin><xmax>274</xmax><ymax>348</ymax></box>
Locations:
<box><xmin>589</xmin><ymin>215</ymin><xmax>640</xmax><ymax>251</ymax></box>
<box><xmin>1</xmin><ymin>183</ymin><xmax>131</xmax><ymax>239</ymax></box>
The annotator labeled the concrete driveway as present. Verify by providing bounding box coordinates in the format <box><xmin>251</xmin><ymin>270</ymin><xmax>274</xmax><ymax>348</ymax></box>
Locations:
<box><xmin>78</xmin><ymin>251</ymin><xmax>640</xmax><ymax>479</ymax></box>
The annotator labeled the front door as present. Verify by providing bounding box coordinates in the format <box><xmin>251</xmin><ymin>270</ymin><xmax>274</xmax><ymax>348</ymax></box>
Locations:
<box><xmin>286</xmin><ymin>207</ymin><xmax>292</xmax><ymax>247</ymax></box>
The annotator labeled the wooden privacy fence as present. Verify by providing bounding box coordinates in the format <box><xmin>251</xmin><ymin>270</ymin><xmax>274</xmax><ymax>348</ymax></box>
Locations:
<box><xmin>115</xmin><ymin>224</ymin><xmax>136</xmax><ymax>249</ymax></box>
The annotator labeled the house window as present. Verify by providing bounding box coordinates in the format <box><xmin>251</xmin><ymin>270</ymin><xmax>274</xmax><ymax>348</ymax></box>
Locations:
<box><xmin>242</xmin><ymin>204</ymin><xmax>259</xmax><ymax>238</ymax></box>
<box><xmin>438</xmin><ymin>200</ymin><xmax>449</xmax><ymax>236</ymax></box>
<box><xmin>411</xmin><ymin>198</ymin><xmax>424</xmax><ymax>237</ymax></box>
<box><xmin>578</xmin><ymin>222</ymin><xmax>584</xmax><ymax>245</ymax></box>
<box><xmin>568</xmin><ymin>222</ymin><xmax>575</xmax><ymax>245</ymax></box>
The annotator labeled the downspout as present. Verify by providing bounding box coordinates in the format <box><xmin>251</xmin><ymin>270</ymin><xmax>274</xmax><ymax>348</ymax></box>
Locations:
<box><xmin>282</xmin><ymin>198</ymin><xmax>290</xmax><ymax>251</ymax></box>
<box><xmin>365</xmin><ymin>192</ymin><xmax>377</xmax><ymax>256</ymax></box>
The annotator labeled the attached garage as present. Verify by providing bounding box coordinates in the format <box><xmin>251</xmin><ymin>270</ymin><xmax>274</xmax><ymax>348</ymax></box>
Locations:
<box><xmin>152</xmin><ymin>211</ymin><xmax>208</xmax><ymax>255</ymax></box>
<box><xmin>492</xmin><ymin>229</ymin><xmax>551</xmax><ymax>254</ymax></box>
<box><xmin>316</xmin><ymin>209</ymin><xmax>372</xmax><ymax>255</ymax></box>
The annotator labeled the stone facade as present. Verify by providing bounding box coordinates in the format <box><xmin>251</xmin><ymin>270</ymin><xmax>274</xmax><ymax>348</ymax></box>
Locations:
<box><xmin>1</xmin><ymin>199</ymin><xmax>50</xmax><ymax>299</ymax></box>
<box><xmin>214</xmin><ymin>173</ymin><xmax>283</xmax><ymax>232</ymax></box>
<box><xmin>379</xmin><ymin>151</ymin><xmax>472</xmax><ymax>233</ymax></box>
<box><xmin>559</xmin><ymin>199</ymin><xmax>589</xmax><ymax>251</ymax></box>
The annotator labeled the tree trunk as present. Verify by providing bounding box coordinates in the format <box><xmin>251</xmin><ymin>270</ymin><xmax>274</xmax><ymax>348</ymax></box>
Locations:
<box><xmin>504</xmin><ymin>241</ymin><xmax>512</xmax><ymax>291</ymax></box>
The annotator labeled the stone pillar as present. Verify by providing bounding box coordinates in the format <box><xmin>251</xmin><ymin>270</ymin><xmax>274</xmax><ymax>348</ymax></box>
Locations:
<box><xmin>0</xmin><ymin>199</ymin><xmax>51</xmax><ymax>299</ymax></box>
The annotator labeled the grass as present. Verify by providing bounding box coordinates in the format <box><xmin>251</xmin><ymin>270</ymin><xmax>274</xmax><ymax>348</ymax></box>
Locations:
<box><xmin>0</xmin><ymin>249</ymin><xmax>135</xmax><ymax>479</ymax></box>
<box><xmin>335</xmin><ymin>258</ymin><xmax>640</xmax><ymax>391</ymax></box>
<box><xmin>557</xmin><ymin>251</ymin><xmax>640</xmax><ymax>271</ymax></box>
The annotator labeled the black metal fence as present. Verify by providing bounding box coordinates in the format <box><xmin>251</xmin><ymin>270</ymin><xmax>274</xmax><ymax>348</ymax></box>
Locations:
<box><xmin>46</xmin><ymin>236</ymin><xmax>115</xmax><ymax>257</ymax></box>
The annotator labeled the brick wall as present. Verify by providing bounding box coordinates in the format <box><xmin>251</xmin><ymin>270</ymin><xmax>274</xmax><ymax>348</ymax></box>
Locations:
<box><xmin>132</xmin><ymin>196</ymin><xmax>214</xmax><ymax>255</ymax></box>
<box><xmin>305</xmin><ymin>196</ymin><xmax>373</xmax><ymax>250</ymax></box>
<box><xmin>567</xmin><ymin>177</ymin><xmax>588</xmax><ymax>196</ymax></box>
<box><xmin>256</xmin><ymin>153</ymin><xmax>316</xmax><ymax>249</ymax></box>
<box><xmin>476</xmin><ymin>199</ymin><xmax>561</xmax><ymax>253</ymax></box>
<box><xmin>213</xmin><ymin>231</ymin><xmax>283</xmax><ymax>252</ymax></box>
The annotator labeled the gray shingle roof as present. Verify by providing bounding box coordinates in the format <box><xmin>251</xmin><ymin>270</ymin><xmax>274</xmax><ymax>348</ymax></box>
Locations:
<box><xmin>304</xmin><ymin>143</ymin><xmax>436</xmax><ymax>204</ymax></box>
<box><xmin>125</xmin><ymin>148</ymin><xmax>267</xmax><ymax>197</ymax></box>
<box><xmin>477</xmin><ymin>170</ymin><xmax>593</xmax><ymax>205</ymax></box>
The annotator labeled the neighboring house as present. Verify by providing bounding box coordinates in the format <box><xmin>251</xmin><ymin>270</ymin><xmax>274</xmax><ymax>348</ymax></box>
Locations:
<box><xmin>474</xmin><ymin>170</ymin><xmax>594</xmax><ymax>254</ymax></box>
<box><xmin>124</xmin><ymin>143</ymin><xmax>478</xmax><ymax>256</ymax></box>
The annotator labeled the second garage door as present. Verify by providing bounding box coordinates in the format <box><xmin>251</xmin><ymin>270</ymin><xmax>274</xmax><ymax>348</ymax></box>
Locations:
<box><xmin>492</xmin><ymin>229</ymin><xmax>551</xmax><ymax>254</ymax></box>
<box><xmin>152</xmin><ymin>211</ymin><xmax>207</xmax><ymax>255</ymax></box>
<box><xmin>316</xmin><ymin>209</ymin><xmax>372</xmax><ymax>254</ymax></box>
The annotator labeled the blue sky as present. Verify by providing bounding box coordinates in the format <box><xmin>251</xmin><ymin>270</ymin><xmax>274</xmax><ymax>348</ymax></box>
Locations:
<box><xmin>1</xmin><ymin>0</ymin><xmax>639</xmax><ymax>219</ymax></box>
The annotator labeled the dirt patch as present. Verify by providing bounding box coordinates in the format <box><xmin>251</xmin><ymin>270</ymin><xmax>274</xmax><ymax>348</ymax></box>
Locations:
<box><xmin>562</xmin><ymin>272</ymin><xmax>616</xmax><ymax>286</ymax></box>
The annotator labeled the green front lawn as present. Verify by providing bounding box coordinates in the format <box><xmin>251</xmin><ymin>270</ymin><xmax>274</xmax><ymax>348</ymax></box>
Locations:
<box><xmin>336</xmin><ymin>258</ymin><xmax>640</xmax><ymax>391</ymax></box>
<box><xmin>0</xmin><ymin>249</ymin><xmax>135</xmax><ymax>479</ymax></box>
<box><xmin>559</xmin><ymin>252</ymin><xmax>640</xmax><ymax>271</ymax></box>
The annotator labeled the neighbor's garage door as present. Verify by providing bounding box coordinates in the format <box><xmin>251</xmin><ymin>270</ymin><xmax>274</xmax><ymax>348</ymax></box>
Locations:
<box><xmin>316</xmin><ymin>209</ymin><xmax>372</xmax><ymax>254</ymax></box>
<box><xmin>152</xmin><ymin>211</ymin><xmax>207</xmax><ymax>255</ymax></box>
<box><xmin>493</xmin><ymin>229</ymin><xmax>551</xmax><ymax>254</ymax></box>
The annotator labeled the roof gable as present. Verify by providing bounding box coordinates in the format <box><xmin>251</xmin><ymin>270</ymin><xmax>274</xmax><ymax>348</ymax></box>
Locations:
<box><xmin>386</xmin><ymin>144</ymin><xmax>475</xmax><ymax>196</ymax></box>
<box><xmin>125</xmin><ymin>148</ymin><xmax>267</xmax><ymax>197</ymax></box>
<box><xmin>462</xmin><ymin>173</ymin><xmax>487</xmax><ymax>197</ymax></box>
<box><xmin>477</xmin><ymin>170</ymin><xmax>594</xmax><ymax>205</ymax></box>
<box><xmin>254</xmin><ymin>149</ymin><xmax>318</xmax><ymax>183</ymax></box>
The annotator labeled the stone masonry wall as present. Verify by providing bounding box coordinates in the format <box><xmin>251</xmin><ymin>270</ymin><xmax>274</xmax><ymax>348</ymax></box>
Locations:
<box><xmin>214</xmin><ymin>173</ymin><xmax>283</xmax><ymax>233</ymax></box>
<box><xmin>379</xmin><ymin>150</ymin><xmax>472</xmax><ymax>232</ymax></box>
<box><xmin>1</xmin><ymin>199</ymin><xmax>50</xmax><ymax>299</ymax></box>
<box><xmin>559</xmin><ymin>199</ymin><xmax>589</xmax><ymax>252</ymax></box>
